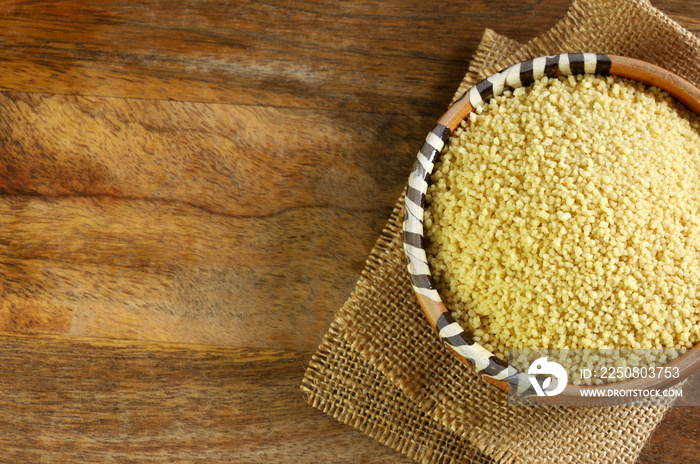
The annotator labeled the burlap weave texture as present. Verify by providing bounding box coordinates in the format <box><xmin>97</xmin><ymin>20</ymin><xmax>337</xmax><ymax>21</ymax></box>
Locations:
<box><xmin>301</xmin><ymin>1</ymin><xmax>700</xmax><ymax>463</ymax></box>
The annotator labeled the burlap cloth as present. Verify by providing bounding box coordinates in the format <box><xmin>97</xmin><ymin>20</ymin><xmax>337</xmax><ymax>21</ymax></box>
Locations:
<box><xmin>300</xmin><ymin>1</ymin><xmax>700</xmax><ymax>463</ymax></box>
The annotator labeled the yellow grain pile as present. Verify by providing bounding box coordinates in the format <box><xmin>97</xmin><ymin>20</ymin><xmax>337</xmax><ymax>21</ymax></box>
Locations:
<box><xmin>425</xmin><ymin>74</ymin><xmax>700</xmax><ymax>360</ymax></box>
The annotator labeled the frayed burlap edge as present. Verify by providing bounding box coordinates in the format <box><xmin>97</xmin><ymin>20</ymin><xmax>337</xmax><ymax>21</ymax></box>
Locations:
<box><xmin>302</xmin><ymin>191</ymin><xmax>497</xmax><ymax>464</ymax></box>
<box><xmin>475</xmin><ymin>0</ymin><xmax>700</xmax><ymax>85</ymax></box>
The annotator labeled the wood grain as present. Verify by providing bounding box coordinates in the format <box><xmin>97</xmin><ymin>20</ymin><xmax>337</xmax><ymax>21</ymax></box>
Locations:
<box><xmin>638</xmin><ymin>407</ymin><xmax>700</xmax><ymax>464</ymax></box>
<box><xmin>0</xmin><ymin>333</ymin><xmax>411</xmax><ymax>463</ymax></box>
<box><xmin>0</xmin><ymin>0</ymin><xmax>573</xmax><ymax>114</ymax></box>
<box><xmin>0</xmin><ymin>0</ymin><xmax>697</xmax><ymax>462</ymax></box>
<box><xmin>0</xmin><ymin>91</ymin><xmax>427</xmax><ymax>350</ymax></box>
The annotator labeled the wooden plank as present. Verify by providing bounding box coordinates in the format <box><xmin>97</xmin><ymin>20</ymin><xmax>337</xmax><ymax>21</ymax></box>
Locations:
<box><xmin>0</xmin><ymin>195</ymin><xmax>375</xmax><ymax>349</ymax></box>
<box><xmin>0</xmin><ymin>92</ymin><xmax>425</xmax><ymax>217</ymax></box>
<box><xmin>0</xmin><ymin>333</ymin><xmax>411</xmax><ymax>463</ymax></box>
<box><xmin>0</xmin><ymin>91</ymin><xmax>429</xmax><ymax>350</ymax></box>
<box><xmin>0</xmin><ymin>0</ymin><xmax>575</xmax><ymax>114</ymax></box>
<box><xmin>638</xmin><ymin>407</ymin><xmax>700</xmax><ymax>464</ymax></box>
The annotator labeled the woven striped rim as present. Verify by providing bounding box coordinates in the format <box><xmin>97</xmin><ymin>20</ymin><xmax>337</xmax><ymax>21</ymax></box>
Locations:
<box><xmin>403</xmin><ymin>53</ymin><xmax>700</xmax><ymax>401</ymax></box>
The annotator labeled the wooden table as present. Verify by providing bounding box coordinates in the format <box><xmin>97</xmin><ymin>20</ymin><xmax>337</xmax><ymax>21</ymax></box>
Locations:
<box><xmin>0</xmin><ymin>1</ymin><xmax>697</xmax><ymax>462</ymax></box>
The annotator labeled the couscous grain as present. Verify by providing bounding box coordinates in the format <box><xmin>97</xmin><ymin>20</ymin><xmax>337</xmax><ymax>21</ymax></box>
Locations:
<box><xmin>425</xmin><ymin>74</ymin><xmax>700</xmax><ymax>361</ymax></box>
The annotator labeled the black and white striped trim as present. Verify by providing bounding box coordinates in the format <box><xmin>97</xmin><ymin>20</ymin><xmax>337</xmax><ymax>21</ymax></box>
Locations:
<box><xmin>403</xmin><ymin>53</ymin><xmax>611</xmax><ymax>392</ymax></box>
<box><xmin>434</xmin><ymin>312</ymin><xmax>536</xmax><ymax>395</ymax></box>
<box><xmin>467</xmin><ymin>53</ymin><xmax>611</xmax><ymax>109</ymax></box>
<box><xmin>403</xmin><ymin>123</ymin><xmax>451</xmax><ymax>301</ymax></box>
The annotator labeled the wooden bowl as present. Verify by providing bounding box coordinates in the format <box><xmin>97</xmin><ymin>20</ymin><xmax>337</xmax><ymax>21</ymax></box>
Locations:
<box><xmin>402</xmin><ymin>53</ymin><xmax>700</xmax><ymax>405</ymax></box>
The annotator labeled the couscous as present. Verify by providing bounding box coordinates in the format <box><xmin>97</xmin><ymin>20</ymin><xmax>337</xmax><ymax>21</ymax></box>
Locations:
<box><xmin>425</xmin><ymin>74</ymin><xmax>700</xmax><ymax>362</ymax></box>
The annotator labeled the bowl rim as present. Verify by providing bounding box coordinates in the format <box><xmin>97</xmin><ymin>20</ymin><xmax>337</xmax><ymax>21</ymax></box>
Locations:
<box><xmin>402</xmin><ymin>52</ymin><xmax>700</xmax><ymax>405</ymax></box>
